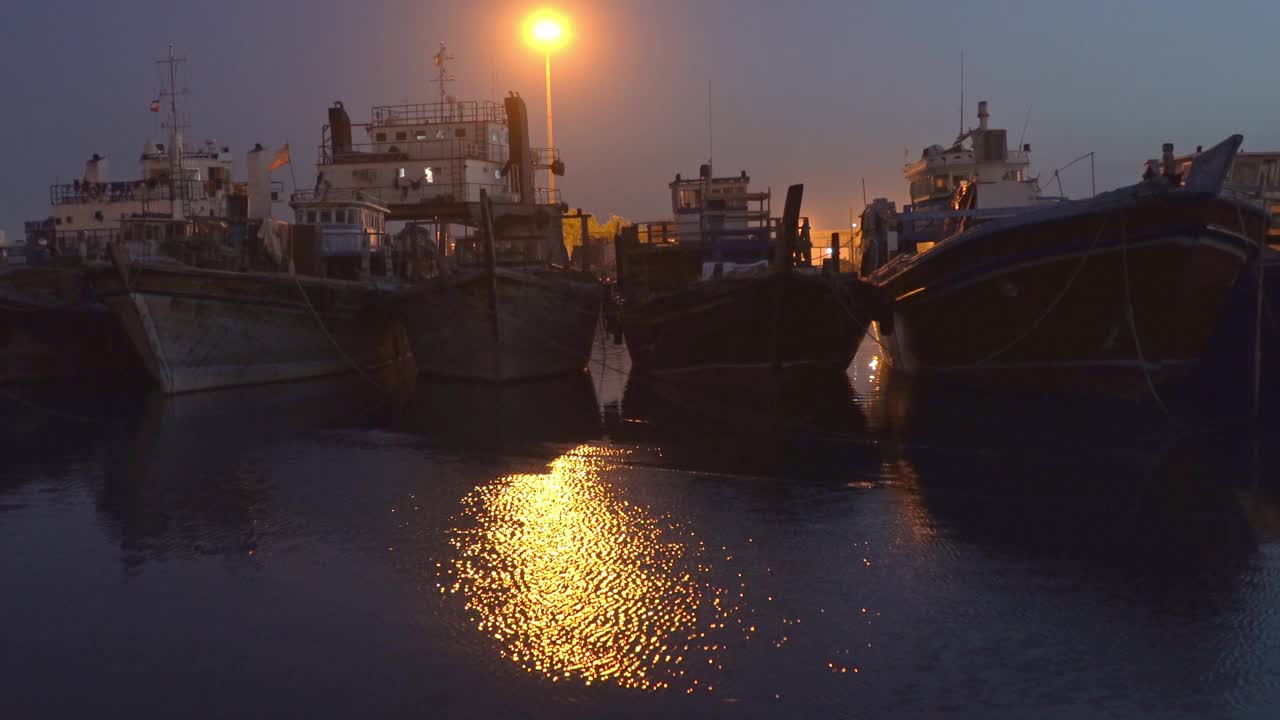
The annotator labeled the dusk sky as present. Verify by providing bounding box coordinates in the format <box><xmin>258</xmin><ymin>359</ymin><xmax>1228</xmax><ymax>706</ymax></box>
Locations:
<box><xmin>2</xmin><ymin>0</ymin><xmax>1278</xmax><ymax>237</ymax></box>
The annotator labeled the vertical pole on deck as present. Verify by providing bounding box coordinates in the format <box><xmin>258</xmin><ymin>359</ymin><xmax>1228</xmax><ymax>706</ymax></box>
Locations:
<box><xmin>830</xmin><ymin>232</ymin><xmax>840</xmax><ymax>274</ymax></box>
<box><xmin>480</xmin><ymin>189</ymin><xmax>503</xmax><ymax>380</ymax></box>
<box><xmin>1254</xmin><ymin>220</ymin><xmax>1265</xmax><ymax>422</ymax></box>
<box><xmin>775</xmin><ymin>184</ymin><xmax>804</xmax><ymax>274</ymax></box>
<box><xmin>770</xmin><ymin>184</ymin><xmax>805</xmax><ymax>368</ymax></box>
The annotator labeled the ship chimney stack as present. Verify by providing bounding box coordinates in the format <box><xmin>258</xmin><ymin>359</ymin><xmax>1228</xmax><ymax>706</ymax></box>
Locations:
<box><xmin>84</xmin><ymin>154</ymin><xmax>108</xmax><ymax>184</ymax></box>
<box><xmin>327</xmin><ymin>102</ymin><xmax>352</xmax><ymax>157</ymax></box>
<box><xmin>978</xmin><ymin>101</ymin><xmax>989</xmax><ymax>131</ymax></box>
<box><xmin>1161</xmin><ymin>142</ymin><xmax>1176</xmax><ymax>178</ymax></box>
<box><xmin>247</xmin><ymin>143</ymin><xmax>271</xmax><ymax>220</ymax></box>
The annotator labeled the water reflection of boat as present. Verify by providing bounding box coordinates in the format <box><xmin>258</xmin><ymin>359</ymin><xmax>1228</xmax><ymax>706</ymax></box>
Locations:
<box><xmin>895</xmin><ymin>405</ymin><xmax>1273</xmax><ymax>596</ymax></box>
<box><xmin>0</xmin><ymin>382</ymin><xmax>147</xmax><ymax>494</ymax></box>
<box><xmin>95</xmin><ymin>376</ymin><xmax>400</xmax><ymax>562</ymax></box>
<box><xmin>874</xmin><ymin>370</ymin><xmax>1176</xmax><ymax>449</ymax></box>
<box><xmin>608</xmin><ymin>370</ymin><xmax>877</xmax><ymax>478</ymax></box>
<box><xmin>397</xmin><ymin>372</ymin><xmax>602</xmax><ymax>452</ymax></box>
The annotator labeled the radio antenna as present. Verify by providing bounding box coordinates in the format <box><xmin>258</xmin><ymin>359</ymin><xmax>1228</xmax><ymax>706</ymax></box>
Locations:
<box><xmin>707</xmin><ymin>80</ymin><xmax>714</xmax><ymax>168</ymax></box>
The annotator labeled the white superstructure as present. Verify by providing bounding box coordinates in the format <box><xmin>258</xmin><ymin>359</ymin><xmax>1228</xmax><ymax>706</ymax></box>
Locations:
<box><xmin>903</xmin><ymin>101</ymin><xmax>1038</xmax><ymax>210</ymax></box>
<box><xmin>24</xmin><ymin>47</ymin><xmax>271</xmax><ymax>260</ymax></box>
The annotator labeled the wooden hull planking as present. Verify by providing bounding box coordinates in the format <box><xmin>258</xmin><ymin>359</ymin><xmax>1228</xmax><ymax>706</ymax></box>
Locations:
<box><xmin>621</xmin><ymin>272</ymin><xmax>870</xmax><ymax>377</ymax></box>
<box><xmin>399</xmin><ymin>267</ymin><xmax>603</xmax><ymax>382</ymax></box>
<box><xmin>1</xmin><ymin>267</ymin><xmax>138</xmax><ymax>384</ymax></box>
<box><xmin>92</xmin><ymin>263</ymin><xmax>408</xmax><ymax>394</ymax></box>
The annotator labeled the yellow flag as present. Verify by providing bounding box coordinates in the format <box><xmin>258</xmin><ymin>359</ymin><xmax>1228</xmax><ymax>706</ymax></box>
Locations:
<box><xmin>269</xmin><ymin>144</ymin><xmax>290</xmax><ymax>171</ymax></box>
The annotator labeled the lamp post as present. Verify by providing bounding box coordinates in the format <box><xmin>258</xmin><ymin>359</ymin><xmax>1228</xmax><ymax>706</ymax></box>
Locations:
<box><xmin>527</xmin><ymin>12</ymin><xmax>567</xmax><ymax>200</ymax></box>
<box><xmin>544</xmin><ymin>45</ymin><xmax>554</xmax><ymax>196</ymax></box>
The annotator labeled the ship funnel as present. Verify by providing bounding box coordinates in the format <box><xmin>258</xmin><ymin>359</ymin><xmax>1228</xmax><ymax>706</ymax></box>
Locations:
<box><xmin>247</xmin><ymin>143</ymin><xmax>271</xmax><ymax>220</ymax></box>
<box><xmin>84</xmin><ymin>153</ymin><xmax>108</xmax><ymax>184</ymax></box>
<box><xmin>978</xmin><ymin>101</ymin><xmax>989</xmax><ymax>130</ymax></box>
<box><xmin>1161</xmin><ymin>142</ymin><xmax>1177</xmax><ymax>178</ymax></box>
<box><xmin>328</xmin><ymin>101</ymin><xmax>352</xmax><ymax>156</ymax></box>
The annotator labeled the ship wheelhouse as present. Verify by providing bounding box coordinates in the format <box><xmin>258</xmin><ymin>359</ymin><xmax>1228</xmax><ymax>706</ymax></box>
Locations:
<box><xmin>289</xmin><ymin>188</ymin><xmax>394</xmax><ymax>281</ymax></box>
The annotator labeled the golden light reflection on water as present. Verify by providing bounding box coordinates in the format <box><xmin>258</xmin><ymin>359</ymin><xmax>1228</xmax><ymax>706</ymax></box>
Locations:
<box><xmin>444</xmin><ymin>445</ymin><xmax>738</xmax><ymax>691</ymax></box>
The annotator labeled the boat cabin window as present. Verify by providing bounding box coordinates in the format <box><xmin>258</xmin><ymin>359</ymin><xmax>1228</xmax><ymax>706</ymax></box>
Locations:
<box><xmin>455</xmin><ymin>128</ymin><xmax>467</xmax><ymax>138</ymax></box>
<box><xmin>306</xmin><ymin>210</ymin><xmax>316</xmax><ymax>223</ymax></box>
<box><xmin>375</xmin><ymin>132</ymin><xmax>387</xmax><ymax>142</ymax></box>
<box><xmin>1263</xmin><ymin>160</ymin><xmax>1280</xmax><ymax>188</ymax></box>
<box><xmin>933</xmin><ymin>175</ymin><xmax>950</xmax><ymax>191</ymax></box>
<box><xmin>678</xmin><ymin>189</ymin><xmax>702</xmax><ymax>210</ymax></box>
<box><xmin>320</xmin><ymin>210</ymin><xmax>332</xmax><ymax>224</ymax></box>
<box><xmin>396</xmin><ymin>131</ymin><xmax>407</xmax><ymax>141</ymax></box>
<box><xmin>415</xmin><ymin>129</ymin><xmax>427</xmax><ymax>140</ymax></box>
<box><xmin>490</xmin><ymin>130</ymin><xmax>499</xmax><ymax>143</ymax></box>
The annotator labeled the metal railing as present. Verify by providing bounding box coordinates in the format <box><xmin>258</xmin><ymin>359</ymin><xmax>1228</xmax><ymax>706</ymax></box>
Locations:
<box><xmin>49</xmin><ymin>179</ymin><xmax>281</xmax><ymax>206</ymax></box>
<box><xmin>319</xmin><ymin>137</ymin><xmax>508</xmax><ymax>166</ymax></box>
<box><xmin>370</xmin><ymin>100</ymin><xmax>505</xmax><ymax>127</ymax></box>
<box><xmin>289</xmin><ymin>188</ymin><xmax>385</xmax><ymax>207</ymax></box>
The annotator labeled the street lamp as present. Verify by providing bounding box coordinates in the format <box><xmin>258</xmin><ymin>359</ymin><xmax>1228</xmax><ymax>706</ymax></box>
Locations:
<box><xmin>524</xmin><ymin>10</ymin><xmax>569</xmax><ymax>198</ymax></box>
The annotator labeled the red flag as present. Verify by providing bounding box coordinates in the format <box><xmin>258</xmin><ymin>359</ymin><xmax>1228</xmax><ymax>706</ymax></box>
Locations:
<box><xmin>268</xmin><ymin>144</ymin><xmax>290</xmax><ymax>171</ymax></box>
<box><xmin>150</xmin><ymin>99</ymin><xmax>160</xmax><ymax>113</ymax></box>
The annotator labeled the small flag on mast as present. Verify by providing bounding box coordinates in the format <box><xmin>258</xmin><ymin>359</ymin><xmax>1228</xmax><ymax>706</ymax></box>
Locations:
<box><xmin>268</xmin><ymin>144</ymin><xmax>291</xmax><ymax>171</ymax></box>
<box><xmin>150</xmin><ymin>99</ymin><xmax>161</xmax><ymax>113</ymax></box>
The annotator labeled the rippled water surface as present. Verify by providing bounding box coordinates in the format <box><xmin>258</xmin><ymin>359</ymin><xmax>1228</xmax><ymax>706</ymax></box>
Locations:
<box><xmin>3</xmin><ymin>333</ymin><xmax>1280</xmax><ymax>718</ymax></box>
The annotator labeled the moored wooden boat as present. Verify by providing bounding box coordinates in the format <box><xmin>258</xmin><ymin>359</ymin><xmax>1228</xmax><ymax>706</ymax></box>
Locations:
<box><xmin>91</xmin><ymin>255</ymin><xmax>409</xmax><ymax>394</ymax></box>
<box><xmin>862</xmin><ymin>132</ymin><xmax>1267</xmax><ymax>398</ymax></box>
<box><xmin>398</xmin><ymin>263</ymin><xmax>601</xmax><ymax>381</ymax></box>
<box><xmin>617</xmin><ymin>175</ymin><xmax>870</xmax><ymax>379</ymax></box>
<box><xmin>1</xmin><ymin>264</ymin><xmax>139</xmax><ymax>384</ymax></box>
<box><xmin>90</xmin><ymin>181</ymin><xmax>414</xmax><ymax>395</ymax></box>
<box><xmin>311</xmin><ymin>76</ymin><xmax>603</xmax><ymax>383</ymax></box>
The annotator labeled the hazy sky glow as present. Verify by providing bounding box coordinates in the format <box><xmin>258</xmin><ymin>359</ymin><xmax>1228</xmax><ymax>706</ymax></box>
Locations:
<box><xmin>2</xmin><ymin>0</ymin><xmax>1278</xmax><ymax>236</ymax></box>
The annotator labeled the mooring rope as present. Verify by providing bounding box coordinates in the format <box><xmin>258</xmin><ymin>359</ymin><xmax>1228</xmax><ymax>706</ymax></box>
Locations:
<box><xmin>289</xmin><ymin>271</ymin><xmax>400</xmax><ymax>394</ymax></box>
<box><xmin>969</xmin><ymin>211</ymin><xmax>1111</xmax><ymax>367</ymax></box>
<box><xmin>1118</xmin><ymin>219</ymin><xmax>1170</xmax><ymax>416</ymax></box>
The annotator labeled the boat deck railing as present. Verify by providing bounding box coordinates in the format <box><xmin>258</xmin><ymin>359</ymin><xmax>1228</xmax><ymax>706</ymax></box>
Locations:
<box><xmin>290</xmin><ymin>188</ymin><xmax>387</xmax><ymax>209</ymax></box>
<box><xmin>631</xmin><ymin>216</ymin><xmax>809</xmax><ymax>245</ymax></box>
<box><xmin>49</xmin><ymin>179</ymin><xmax>266</xmax><ymax>206</ymax></box>
<box><xmin>318</xmin><ymin>137</ymin><xmax>508</xmax><ymax>166</ymax></box>
<box><xmin>370</xmin><ymin>100</ymin><xmax>505</xmax><ymax>127</ymax></box>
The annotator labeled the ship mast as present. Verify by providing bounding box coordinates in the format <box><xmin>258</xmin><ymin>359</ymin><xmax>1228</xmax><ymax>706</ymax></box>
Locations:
<box><xmin>432</xmin><ymin>42</ymin><xmax>455</xmax><ymax>110</ymax></box>
<box><xmin>158</xmin><ymin>44</ymin><xmax>189</xmax><ymax>220</ymax></box>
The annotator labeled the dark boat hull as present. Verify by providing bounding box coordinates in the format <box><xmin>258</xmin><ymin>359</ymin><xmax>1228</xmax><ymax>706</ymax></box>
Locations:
<box><xmin>90</xmin><ymin>263</ymin><xmax>411</xmax><ymax>394</ymax></box>
<box><xmin>871</xmin><ymin>193</ymin><xmax>1260</xmax><ymax>397</ymax></box>
<box><xmin>1</xmin><ymin>266</ymin><xmax>138</xmax><ymax>384</ymax></box>
<box><xmin>398</xmin><ymin>267</ymin><xmax>603</xmax><ymax>382</ymax></box>
<box><xmin>621</xmin><ymin>272</ymin><xmax>869</xmax><ymax>377</ymax></box>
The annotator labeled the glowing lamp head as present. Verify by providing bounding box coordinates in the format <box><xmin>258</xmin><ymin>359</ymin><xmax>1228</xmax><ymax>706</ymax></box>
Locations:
<box><xmin>533</xmin><ymin>20</ymin><xmax>561</xmax><ymax>44</ymax></box>
<box><xmin>525</xmin><ymin>10</ymin><xmax>570</xmax><ymax>52</ymax></box>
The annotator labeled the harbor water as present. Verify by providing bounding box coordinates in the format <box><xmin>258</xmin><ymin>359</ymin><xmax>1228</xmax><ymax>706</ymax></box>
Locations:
<box><xmin>3</xmin><ymin>330</ymin><xmax>1280</xmax><ymax>719</ymax></box>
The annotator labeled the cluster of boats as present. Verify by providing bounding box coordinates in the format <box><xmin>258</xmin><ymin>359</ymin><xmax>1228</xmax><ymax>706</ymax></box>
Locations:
<box><xmin>2</xmin><ymin>48</ymin><xmax>1277</xmax><ymax>418</ymax></box>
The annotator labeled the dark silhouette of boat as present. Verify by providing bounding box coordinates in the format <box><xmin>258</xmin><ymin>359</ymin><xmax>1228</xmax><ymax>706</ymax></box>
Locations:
<box><xmin>616</xmin><ymin>173</ymin><xmax>870</xmax><ymax>380</ymax></box>
<box><xmin>861</xmin><ymin>132</ymin><xmax>1267</xmax><ymax>399</ymax></box>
